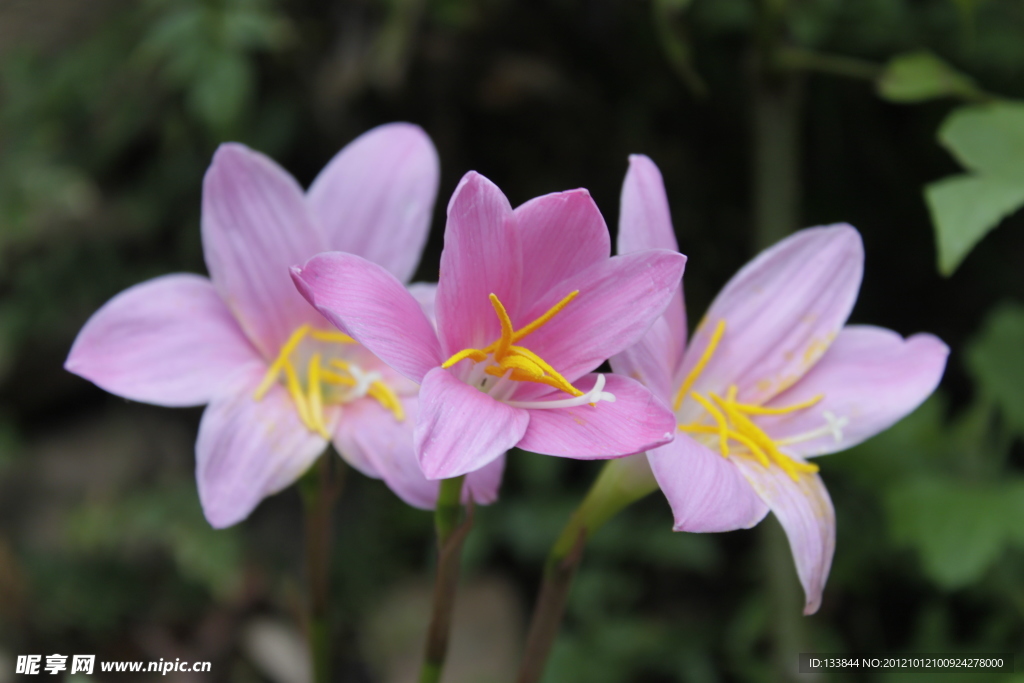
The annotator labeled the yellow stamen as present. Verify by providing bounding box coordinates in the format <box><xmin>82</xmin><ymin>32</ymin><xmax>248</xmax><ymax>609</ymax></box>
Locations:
<box><xmin>690</xmin><ymin>392</ymin><xmax>730</xmax><ymax>457</ymax></box>
<box><xmin>441</xmin><ymin>348</ymin><xmax>489</xmax><ymax>369</ymax></box>
<box><xmin>506</xmin><ymin>290</ymin><xmax>579</xmax><ymax>344</ymax></box>
<box><xmin>283</xmin><ymin>359</ymin><xmax>314</xmax><ymax>430</ymax></box>
<box><xmin>321</xmin><ymin>370</ymin><xmax>357</xmax><ymax>387</ymax></box>
<box><xmin>441</xmin><ymin>291</ymin><xmax>582</xmax><ymax>398</ymax></box>
<box><xmin>489</xmin><ymin>293</ymin><xmax>515</xmax><ymax>360</ymax></box>
<box><xmin>678</xmin><ymin>423</ymin><xmax>770</xmax><ymax>467</ymax></box>
<box><xmin>309</xmin><ymin>329</ymin><xmax>357</xmax><ymax>344</ymax></box>
<box><xmin>369</xmin><ymin>381</ymin><xmax>405</xmax><ymax>421</ymax></box>
<box><xmin>254</xmin><ymin>325</ymin><xmax>311</xmax><ymax>400</ymax></box>
<box><xmin>673</xmin><ymin>319</ymin><xmax>726</xmax><ymax>411</ymax></box>
<box><xmin>307</xmin><ymin>354</ymin><xmax>330</xmax><ymax>438</ymax></box>
<box><xmin>730</xmin><ymin>393</ymin><xmax>824</xmax><ymax>415</ymax></box>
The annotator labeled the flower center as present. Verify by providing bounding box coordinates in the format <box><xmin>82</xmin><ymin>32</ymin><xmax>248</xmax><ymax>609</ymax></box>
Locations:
<box><xmin>254</xmin><ymin>325</ymin><xmax>405</xmax><ymax>438</ymax></box>
<box><xmin>441</xmin><ymin>291</ymin><xmax>616</xmax><ymax>410</ymax></box>
<box><xmin>674</xmin><ymin>319</ymin><xmax>846</xmax><ymax>481</ymax></box>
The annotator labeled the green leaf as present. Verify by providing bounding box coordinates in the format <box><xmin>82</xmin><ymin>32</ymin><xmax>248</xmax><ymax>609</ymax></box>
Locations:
<box><xmin>966</xmin><ymin>302</ymin><xmax>1024</xmax><ymax>434</ymax></box>
<box><xmin>925</xmin><ymin>102</ymin><xmax>1024</xmax><ymax>274</ymax></box>
<box><xmin>886</xmin><ymin>479</ymin><xmax>1008</xmax><ymax>588</ymax></box>
<box><xmin>939</xmin><ymin>102</ymin><xmax>1024</xmax><ymax>177</ymax></box>
<box><xmin>925</xmin><ymin>174</ymin><xmax>1024</xmax><ymax>274</ymax></box>
<box><xmin>877</xmin><ymin>51</ymin><xmax>984</xmax><ymax>103</ymax></box>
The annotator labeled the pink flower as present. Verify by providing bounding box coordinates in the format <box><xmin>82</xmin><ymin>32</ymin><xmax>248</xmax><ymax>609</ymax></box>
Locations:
<box><xmin>612</xmin><ymin>155</ymin><xmax>949</xmax><ymax>614</ymax></box>
<box><xmin>65</xmin><ymin>123</ymin><xmax>503</xmax><ymax>527</ymax></box>
<box><xmin>291</xmin><ymin>172</ymin><xmax>687</xmax><ymax>480</ymax></box>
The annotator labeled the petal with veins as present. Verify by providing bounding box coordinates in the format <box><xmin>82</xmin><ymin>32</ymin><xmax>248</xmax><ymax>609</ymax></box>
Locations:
<box><xmin>65</xmin><ymin>274</ymin><xmax>263</xmax><ymax>407</ymax></box>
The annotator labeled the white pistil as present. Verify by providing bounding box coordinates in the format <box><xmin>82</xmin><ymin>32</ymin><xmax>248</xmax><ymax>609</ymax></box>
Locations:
<box><xmin>505</xmin><ymin>373</ymin><xmax>616</xmax><ymax>410</ymax></box>
<box><xmin>774</xmin><ymin>410</ymin><xmax>849</xmax><ymax>446</ymax></box>
<box><xmin>345</xmin><ymin>365</ymin><xmax>382</xmax><ymax>401</ymax></box>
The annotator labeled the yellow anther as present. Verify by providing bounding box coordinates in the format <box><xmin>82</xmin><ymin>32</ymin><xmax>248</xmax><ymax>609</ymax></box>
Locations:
<box><xmin>678</xmin><ymin>423</ymin><xmax>770</xmax><ymax>467</ymax></box>
<box><xmin>309</xmin><ymin>329</ymin><xmax>357</xmax><ymax>344</ymax></box>
<box><xmin>442</xmin><ymin>348</ymin><xmax>489</xmax><ymax>369</ymax></box>
<box><xmin>307</xmin><ymin>354</ymin><xmax>330</xmax><ymax>438</ymax></box>
<box><xmin>441</xmin><ymin>291</ymin><xmax>582</xmax><ymax>399</ymax></box>
<box><xmin>321</xmin><ymin>370</ymin><xmax>357</xmax><ymax>387</ymax></box>
<box><xmin>369</xmin><ymin>381</ymin><xmax>405</xmax><ymax>421</ymax></box>
<box><xmin>673</xmin><ymin>319</ymin><xmax>726</xmax><ymax>411</ymax></box>
<box><xmin>488</xmin><ymin>293</ymin><xmax>515</xmax><ymax>360</ymax></box>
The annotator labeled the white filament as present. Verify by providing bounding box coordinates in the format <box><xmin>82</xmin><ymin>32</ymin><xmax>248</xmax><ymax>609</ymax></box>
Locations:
<box><xmin>505</xmin><ymin>373</ymin><xmax>617</xmax><ymax>410</ymax></box>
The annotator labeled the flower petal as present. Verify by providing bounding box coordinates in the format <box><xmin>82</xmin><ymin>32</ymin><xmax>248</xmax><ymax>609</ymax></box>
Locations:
<box><xmin>733</xmin><ymin>458</ymin><xmax>835</xmax><ymax>615</ymax></box>
<box><xmin>759</xmin><ymin>326</ymin><xmax>949</xmax><ymax>457</ymax></box>
<box><xmin>647</xmin><ymin>435</ymin><xmax>769</xmax><ymax>533</ymax></box>
<box><xmin>202</xmin><ymin>143</ymin><xmax>327</xmax><ymax>357</ymax></box>
<box><xmin>407</xmin><ymin>281</ymin><xmax>439</xmax><ymax>327</ymax></box>
<box><xmin>435</xmin><ymin>172</ymin><xmax>521</xmax><ymax>356</ymax></box>
<box><xmin>518</xmin><ymin>249</ymin><xmax>687</xmax><ymax>384</ymax></box>
<box><xmin>680</xmin><ymin>225</ymin><xmax>864</xmax><ymax>408</ymax></box>
<box><xmin>415</xmin><ymin>367</ymin><xmax>529</xmax><ymax>479</ymax></box>
<box><xmin>515</xmin><ymin>374</ymin><xmax>676</xmax><ymax>458</ymax></box>
<box><xmin>514</xmin><ymin>189</ymin><xmax>610</xmax><ymax>304</ymax></box>
<box><xmin>464</xmin><ymin>454</ymin><xmax>506</xmax><ymax>505</ymax></box>
<box><xmin>196</xmin><ymin>373</ymin><xmax>329</xmax><ymax>528</ymax></box>
<box><xmin>333</xmin><ymin>396</ymin><xmax>436</xmax><ymax>509</ymax></box>
<box><xmin>618</xmin><ymin>154</ymin><xmax>687</xmax><ymax>374</ymax></box>
<box><xmin>292</xmin><ymin>253</ymin><xmax>443</xmax><ymax>384</ymax></box>
<box><xmin>65</xmin><ymin>274</ymin><xmax>262</xmax><ymax>407</ymax></box>
<box><xmin>307</xmin><ymin>123</ymin><xmax>440</xmax><ymax>283</ymax></box>
<box><xmin>609</xmin><ymin>314</ymin><xmax>676</xmax><ymax>404</ymax></box>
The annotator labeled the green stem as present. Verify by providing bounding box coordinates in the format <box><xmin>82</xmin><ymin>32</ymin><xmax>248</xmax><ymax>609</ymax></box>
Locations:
<box><xmin>300</xmin><ymin>454</ymin><xmax>344</xmax><ymax>683</ymax></box>
<box><xmin>516</xmin><ymin>457</ymin><xmax>658</xmax><ymax>683</ymax></box>
<box><xmin>419</xmin><ymin>475</ymin><xmax>470</xmax><ymax>683</ymax></box>
<box><xmin>763</xmin><ymin>516</ymin><xmax>805</xmax><ymax>683</ymax></box>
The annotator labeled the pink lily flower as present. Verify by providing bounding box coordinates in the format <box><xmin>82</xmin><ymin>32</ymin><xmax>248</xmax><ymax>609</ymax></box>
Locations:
<box><xmin>65</xmin><ymin>123</ymin><xmax>503</xmax><ymax>527</ymax></box>
<box><xmin>612</xmin><ymin>155</ymin><xmax>949</xmax><ymax>614</ymax></box>
<box><xmin>291</xmin><ymin>171</ymin><xmax>686</xmax><ymax>480</ymax></box>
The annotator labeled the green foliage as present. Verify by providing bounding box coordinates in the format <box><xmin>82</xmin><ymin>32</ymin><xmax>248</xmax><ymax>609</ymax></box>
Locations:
<box><xmin>876</xmin><ymin>51</ymin><xmax>984</xmax><ymax>103</ymax></box>
<box><xmin>967</xmin><ymin>302</ymin><xmax>1024</xmax><ymax>434</ymax></box>
<box><xmin>925</xmin><ymin>102</ymin><xmax>1024</xmax><ymax>274</ymax></box>
<box><xmin>886</xmin><ymin>477</ymin><xmax>1024</xmax><ymax>588</ymax></box>
<box><xmin>65</xmin><ymin>483</ymin><xmax>243</xmax><ymax>599</ymax></box>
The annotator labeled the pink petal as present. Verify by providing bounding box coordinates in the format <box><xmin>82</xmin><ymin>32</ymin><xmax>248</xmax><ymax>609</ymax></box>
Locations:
<box><xmin>647</xmin><ymin>435</ymin><xmax>769</xmax><ymax>533</ymax></box>
<box><xmin>307</xmin><ymin>123</ymin><xmax>440</xmax><ymax>284</ymax></box>
<box><xmin>196</xmin><ymin>373</ymin><xmax>329</xmax><ymax>528</ymax></box>
<box><xmin>464</xmin><ymin>454</ymin><xmax>506</xmax><ymax>505</ymax></box>
<box><xmin>514</xmin><ymin>189</ymin><xmax>610</xmax><ymax>304</ymax></box>
<box><xmin>333</xmin><ymin>396</ymin><xmax>436</xmax><ymax>509</ymax></box>
<box><xmin>415</xmin><ymin>367</ymin><xmax>529</xmax><ymax>479</ymax></box>
<box><xmin>681</xmin><ymin>225</ymin><xmax>863</xmax><ymax>406</ymax></box>
<box><xmin>515</xmin><ymin>374</ymin><xmax>676</xmax><ymax>458</ymax></box>
<box><xmin>609</xmin><ymin>315</ymin><xmax>676</xmax><ymax>405</ymax></box>
<box><xmin>759</xmin><ymin>326</ymin><xmax>949</xmax><ymax>457</ymax></box>
<box><xmin>618</xmin><ymin>154</ymin><xmax>687</xmax><ymax>374</ymax></box>
<box><xmin>435</xmin><ymin>172</ymin><xmax>521</xmax><ymax>356</ymax></box>
<box><xmin>407</xmin><ymin>282</ymin><xmax>438</xmax><ymax>327</ymax></box>
<box><xmin>733</xmin><ymin>458</ymin><xmax>835</xmax><ymax>615</ymax></box>
<box><xmin>334</xmin><ymin>396</ymin><xmax>506</xmax><ymax>508</ymax></box>
<box><xmin>518</xmin><ymin>249</ymin><xmax>687</xmax><ymax>384</ymax></box>
<box><xmin>65</xmin><ymin>274</ymin><xmax>262</xmax><ymax>407</ymax></box>
<box><xmin>202</xmin><ymin>143</ymin><xmax>327</xmax><ymax>357</ymax></box>
<box><xmin>292</xmin><ymin>253</ymin><xmax>443</xmax><ymax>384</ymax></box>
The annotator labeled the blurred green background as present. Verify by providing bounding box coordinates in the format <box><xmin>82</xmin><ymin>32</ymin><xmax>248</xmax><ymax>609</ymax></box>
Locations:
<box><xmin>2</xmin><ymin>0</ymin><xmax>1024</xmax><ymax>681</ymax></box>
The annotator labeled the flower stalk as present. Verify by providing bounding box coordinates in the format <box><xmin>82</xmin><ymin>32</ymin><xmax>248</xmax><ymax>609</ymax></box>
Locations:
<box><xmin>419</xmin><ymin>475</ymin><xmax>472</xmax><ymax>683</ymax></box>
<box><xmin>516</xmin><ymin>458</ymin><xmax>657</xmax><ymax>683</ymax></box>
<box><xmin>300</xmin><ymin>454</ymin><xmax>344</xmax><ymax>683</ymax></box>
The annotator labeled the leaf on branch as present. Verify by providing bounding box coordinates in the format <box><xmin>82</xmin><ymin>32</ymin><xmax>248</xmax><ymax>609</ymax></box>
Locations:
<box><xmin>877</xmin><ymin>51</ymin><xmax>984</xmax><ymax>103</ymax></box>
<box><xmin>924</xmin><ymin>102</ymin><xmax>1024</xmax><ymax>274</ymax></box>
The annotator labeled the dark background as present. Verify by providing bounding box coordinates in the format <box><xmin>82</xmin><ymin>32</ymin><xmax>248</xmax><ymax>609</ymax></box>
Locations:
<box><xmin>2</xmin><ymin>0</ymin><xmax>1024</xmax><ymax>681</ymax></box>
